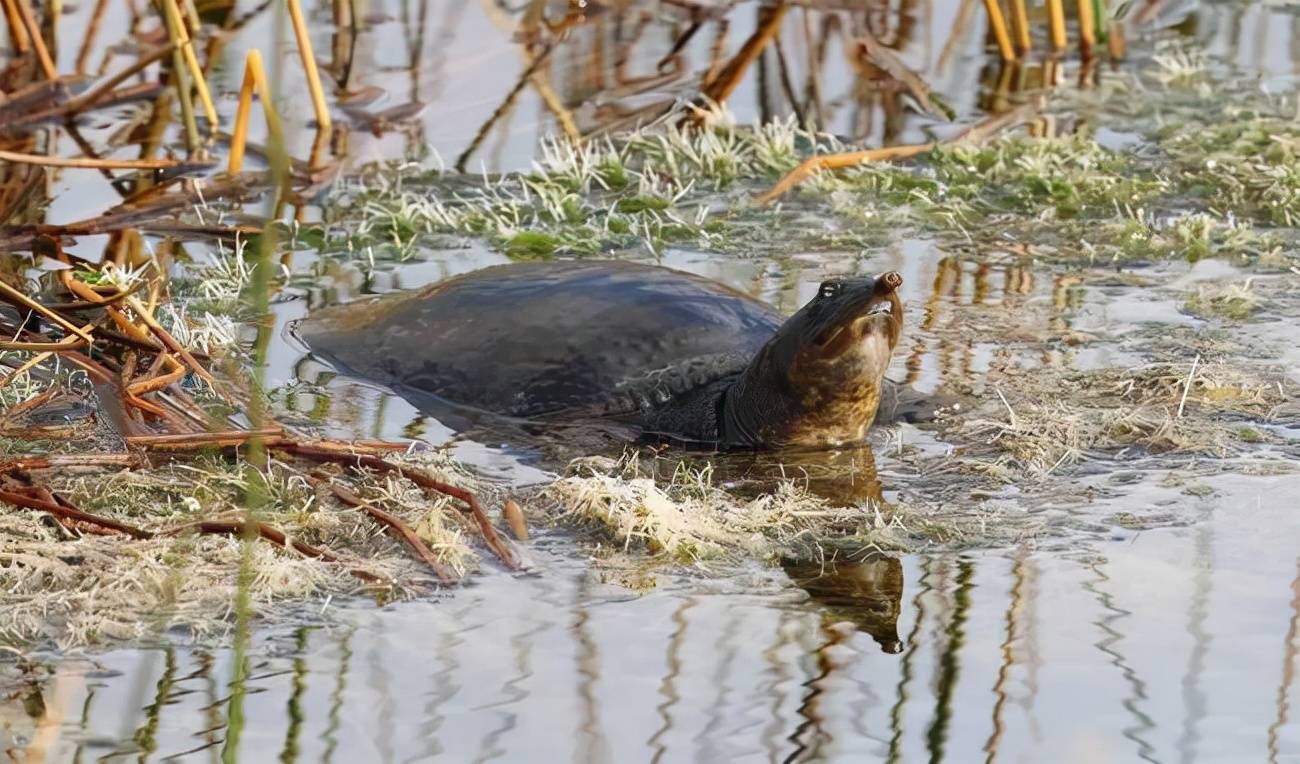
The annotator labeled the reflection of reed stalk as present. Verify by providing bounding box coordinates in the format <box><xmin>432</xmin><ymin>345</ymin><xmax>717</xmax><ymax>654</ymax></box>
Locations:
<box><xmin>287</xmin><ymin>0</ymin><xmax>332</xmax><ymax>130</ymax></box>
<box><xmin>229</xmin><ymin>49</ymin><xmax>282</xmax><ymax>173</ymax></box>
<box><xmin>1108</xmin><ymin>21</ymin><xmax>1125</xmax><ymax>60</ymax></box>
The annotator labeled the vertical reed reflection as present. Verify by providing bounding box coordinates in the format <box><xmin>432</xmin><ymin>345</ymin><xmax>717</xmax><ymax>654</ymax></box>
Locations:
<box><xmin>1085</xmin><ymin>561</ymin><xmax>1159</xmax><ymax>763</ymax></box>
<box><xmin>278</xmin><ymin>627</ymin><xmax>311</xmax><ymax>763</ymax></box>
<box><xmin>649</xmin><ymin>597</ymin><xmax>694</xmax><ymax>764</ymax></box>
<box><xmin>1018</xmin><ymin>559</ymin><xmax>1042</xmax><ymax>740</ymax></box>
<box><xmin>574</xmin><ymin>573</ymin><xmax>611</xmax><ymax>764</ymax></box>
<box><xmin>926</xmin><ymin>559</ymin><xmax>973</xmax><ymax>763</ymax></box>
<box><xmin>321</xmin><ymin>627</ymin><xmax>354</xmax><ymax>764</ymax></box>
<box><xmin>693</xmin><ymin>604</ymin><xmax>744</xmax><ymax>763</ymax></box>
<box><xmin>72</xmin><ymin>664</ymin><xmax>100</xmax><ymax>764</ymax></box>
<box><xmin>782</xmin><ymin>619</ymin><xmax>848</xmax><ymax>763</ymax></box>
<box><xmin>197</xmin><ymin>648</ymin><xmax>221</xmax><ymax>763</ymax></box>
<box><xmin>472</xmin><ymin>614</ymin><xmax>549</xmax><ymax>764</ymax></box>
<box><xmin>416</xmin><ymin>604</ymin><xmax>465</xmax><ymax>759</ymax></box>
<box><xmin>131</xmin><ymin>644</ymin><xmax>177</xmax><ymax>758</ymax></box>
<box><xmin>760</xmin><ymin>610</ymin><xmax>800</xmax><ymax>762</ymax></box>
<box><xmin>1267</xmin><ymin>559</ymin><xmax>1300</xmax><ymax>764</ymax></box>
<box><xmin>983</xmin><ymin>550</ymin><xmax>1028</xmax><ymax>763</ymax></box>
<box><xmin>887</xmin><ymin>557</ymin><xmax>936</xmax><ymax>764</ymax></box>
<box><xmin>1178</xmin><ymin>522</ymin><xmax>1214</xmax><ymax>764</ymax></box>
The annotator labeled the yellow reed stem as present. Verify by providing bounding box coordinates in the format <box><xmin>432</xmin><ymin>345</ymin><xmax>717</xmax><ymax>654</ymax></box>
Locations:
<box><xmin>286</xmin><ymin>0</ymin><xmax>331</xmax><ymax>130</ymax></box>
<box><xmin>14</xmin><ymin>0</ymin><xmax>56</xmax><ymax>78</ymax></box>
<box><xmin>124</xmin><ymin>295</ymin><xmax>213</xmax><ymax>382</ymax></box>
<box><xmin>2</xmin><ymin>0</ymin><xmax>29</xmax><ymax>52</ymax></box>
<box><xmin>161</xmin><ymin>0</ymin><xmax>217</xmax><ymax>129</ymax></box>
<box><xmin>0</xmin><ymin>148</ymin><xmax>200</xmax><ymax>169</ymax></box>
<box><xmin>531</xmin><ymin>73</ymin><xmax>580</xmax><ymax>144</ymax></box>
<box><xmin>0</xmin><ymin>280</ymin><xmax>95</xmax><ymax>343</ymax></box>
<box><xmin>1077</xmin><ymin>0</ymin><xmax>1096</xmax><ymax>54</ymax></box>
<box><xmin>307</xmin><ymin>124</ymin><xmax>329</xmax><ymax>172</ymax></box>
<box><xmin>159</xmin><ymin>0</ymin><xmax>198</xmax><ymax>151</ymax></box>
<box><xmin>981</xmin><ymin>0</ymin><xmax>1016</xmax><ymax>62</ymax></box>
<box><xmin>1046</xmin><ymin>0</ymin><xmax>1066</xmax><ymax>50</ymax></box>
<box><xmin>229</xmin><ymin>48</ymin><xmax>282</xmax><ymax>173</ymax></box>
<box><xmin>1010</xmin><ymin>0</ymin><xmax>1030</xmax><ymax>54</ymax></box>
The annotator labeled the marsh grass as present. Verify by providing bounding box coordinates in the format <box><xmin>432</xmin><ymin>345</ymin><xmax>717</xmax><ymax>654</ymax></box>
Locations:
<box><xmin>1183</xmin><ymin>279</ymin><xmax>1260</xmax><ymax>320</ymax></box>
<box><xmin>950</xmin><ymin>358</ymin><xmax>1294</xmax><ymax>477</ymax></box>
<box><xmin>0</xmin><ymin>446</ymin><xmax>489</xmax><ymax>648</ymax></box>
<box><xmin>305</xmin><ymin>97</ymin><xmax>1300</xmax><ymax>273</ymax></box>
<box><xmin>531</xmin><ymin>453</ymin><xmax>1050</xmax><ymax>566</ymax></box>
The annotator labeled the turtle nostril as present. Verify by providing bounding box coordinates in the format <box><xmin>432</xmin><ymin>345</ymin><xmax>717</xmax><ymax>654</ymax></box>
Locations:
<box><xmin>882</xmin><ymin>272</ymin><xmax>903</xmax><ymax>291</ymax></box>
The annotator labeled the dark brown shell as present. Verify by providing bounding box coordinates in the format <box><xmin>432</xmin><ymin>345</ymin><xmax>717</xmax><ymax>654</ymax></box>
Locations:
<box><xmin>297</xmin><ymin>260</ymin><xmax>785</xmax><ymax>419</ymax></box>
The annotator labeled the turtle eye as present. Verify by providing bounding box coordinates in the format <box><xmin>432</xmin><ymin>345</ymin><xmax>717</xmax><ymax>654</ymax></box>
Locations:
<box><xmin>818</xmin><ymin>280</ymin><xmax>842</xmax><ymax>300</ymax></box>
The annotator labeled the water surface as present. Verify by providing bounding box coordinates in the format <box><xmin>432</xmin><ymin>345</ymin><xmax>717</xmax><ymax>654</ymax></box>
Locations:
<box><xmin>4</xmin><ymin>0</ymin><xmax>1300</xmax><ymax>761</ymax></box>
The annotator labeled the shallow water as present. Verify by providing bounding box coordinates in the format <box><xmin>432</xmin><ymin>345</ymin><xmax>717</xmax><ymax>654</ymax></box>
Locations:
<box><xmin>5</xmin><ymin>0</ymin><xmax>1300</xmax><ymax>761</ymax></box>
<box><xmin>8</xmin><ymin>470</ymin><xmax>1298</xmax><ymax>762</ymax></box>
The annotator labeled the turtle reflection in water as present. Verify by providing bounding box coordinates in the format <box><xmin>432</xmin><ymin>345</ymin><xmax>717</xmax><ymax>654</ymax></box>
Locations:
<box><xmin>784</xmin><ymin>554</ymin><xmax>906</xmax><ymax>654</ymax></box>
<box><xmin>297</xmin><ymin>260</ymin><xmax>906</xmax><ymax>451</ymax></box>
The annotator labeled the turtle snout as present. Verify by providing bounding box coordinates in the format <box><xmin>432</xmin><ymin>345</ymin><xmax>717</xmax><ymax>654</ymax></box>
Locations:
<box><xmin>881</xmin><ymin>272</ymin><xmax>902</xmax><ymax>291</ymax></box>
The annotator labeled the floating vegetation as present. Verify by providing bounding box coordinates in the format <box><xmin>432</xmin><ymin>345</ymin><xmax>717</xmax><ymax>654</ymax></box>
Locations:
<box><xmin>948</xmin><ymin>358</ymin><xmax>1296</xmax><ymax>477</ymax></box>
<box><xmin>531</xmin><ymin>454</ymin><xmax>1047</xmax><ymax>564</ymax></box>
<box><xmin>1183</xmin><ymin>280</ymin><xmax>1260</xmax><ymax>321</ymax></box>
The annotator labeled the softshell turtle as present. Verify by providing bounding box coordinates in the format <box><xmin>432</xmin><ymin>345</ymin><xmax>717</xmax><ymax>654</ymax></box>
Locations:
<box><xmin>297</xmin><ymin>260</ymin><xmax>905</xmax><ymax>450</ymax></box>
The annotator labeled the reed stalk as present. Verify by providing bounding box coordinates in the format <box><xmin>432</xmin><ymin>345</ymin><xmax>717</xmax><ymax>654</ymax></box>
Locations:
<box><xmin>981</xmin><ymin>0</ymin><xmax>1016</xmax><ymax>62</ymax></box>
<box><xmin>1046</xmin><ymin>0</ymin><xmax>1066</xmax><ymax>50</ymax></box>
<box><xmin>64</xmin><ymin>43</ymin><xmax>177</xmax><ymax>113</ymax></box>
<box><xmin>2</xmin><ymin>0</ymin><xmax>30</xmax><ymax>52</ymax></box>
<box><xmin>1009</xmin><ymin>0</ymin><xmax>1030</xmax><ymax>54</ymax></box>
<box><xmin>286</xmin><ymin>0</ymin><xmax>331</xmax><ymax>129</ymax></box>
<box><xmin>159</xmin><ymin>0</ymin><xmax>200</xmax><ymax>152</ymax></box>
<box><xmin>73</xmin><ymin>0</ymin><xmax>110</xmax><ymax>72</ymax></box>
<box><xmin>0</xmin><ymin>147</ymin><xmax>195</xmax><ymax>169</ymax></box>
<box><xmin>161</xmin><ymin>0</ymin><xmax>217</xmax><ymax>129</ymax></box>
<box><xmin>1108</xmin><ymin>21</ymin><xmax>1125</xmax><ymax>60</ymax></box>
<box><xmin>14</xmin><ymin>0</ymin><xmax>56</xmax><ymax>78</ymax></box>
<box><xmin>1077</xmin><ymin>0</ymin><xmax>1096</xmax><ymax>54</ymax></box>
<box><xmin>228</xmin><ymin>48</ymin><xmax>282</xmax><ymax>173</ymax></box>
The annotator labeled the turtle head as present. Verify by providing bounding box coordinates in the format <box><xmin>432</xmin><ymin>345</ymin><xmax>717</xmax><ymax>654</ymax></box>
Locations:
<box><xmin>723</xmin><ymin>272</ymin><xmax>904</xmax><ymax>448</ymax></box>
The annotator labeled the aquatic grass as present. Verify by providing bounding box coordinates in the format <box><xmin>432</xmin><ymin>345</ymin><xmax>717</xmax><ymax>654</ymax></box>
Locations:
<box><xmin>0</xmin><ymin>440</ymin><xmax>489</xmax><ymax>649</ymax></box>
<box><xmin>314</xmin><ymin>115</ymin><xmax>852</xmax><ymax>262</ymax></box>
<box><xmin>1183</xmin><ymin>280</ymin><xmax>1260</xmax><ymax>321</ymax></box>
<box><xmin>537</xmin><ymin>455</ymin><xmax>914</xmax><ymax>564</ymax></box>
<box><xmin>1159</xmin><ymin>110</ymin><xmax>1300</xmax><ymax>226</ymax></box>
<box><xmin>306</xmin><ymin>96</ymin><xmax>1300</xmax><ymax>271</ymax></box>
<box><xmin>1150</xmin><ymin>42</ymin><xmax>1209</xmax><ymax>87</ymax></box>
<box><xmin>950</xmin><ymin>359</ymin><xmax>1294</xmax><ymax>477</ymax></box>
<box><xmin>533</xmin><ymin>452</ymin><xmax>1064</xmax><ymax>566</ymax></box>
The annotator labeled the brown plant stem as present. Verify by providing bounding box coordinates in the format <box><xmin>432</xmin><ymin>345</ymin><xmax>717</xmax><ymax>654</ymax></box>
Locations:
<box><xmin>314</xmin><ymin>478</ymin><xmax>456</xmax><ymax>584</ymax></box>
<box><xmin>172</xmin><ymin>519</ymin><xmax>387</xmax><ymax>584</ymax></box>
<box><xmin>281</xmin><ymin>443</ymin><xmax>520</xmax><ymax>570</ymax></box>
<box><xmin>0</xmin><ymin>486</ymin><xmax>153</xmax><ymax>538</ymax></box>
